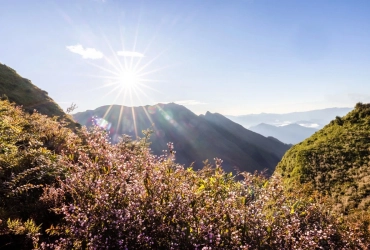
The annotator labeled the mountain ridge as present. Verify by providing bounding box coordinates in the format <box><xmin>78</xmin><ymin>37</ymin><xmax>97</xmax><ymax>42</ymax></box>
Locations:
<box><xmin>74</xmin><ymin>103</ymin><xmax>291</xmax><ymax>175</ymax></box>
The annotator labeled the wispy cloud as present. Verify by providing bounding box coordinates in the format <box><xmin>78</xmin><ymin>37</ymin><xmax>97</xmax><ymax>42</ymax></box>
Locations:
<box><xmin>117</xmin><ymin>51</ymin><xmax>144</xmax><ymax>57</ymax></box>
<box><xmin>66</xmin><ymin>44</ymin><xmax>103</xmax><ymax>59</ymax></box>
<box><xmin>174</xmin><ymin>100</ymin><xmax>207</xmax><ymax>105</ymax></box>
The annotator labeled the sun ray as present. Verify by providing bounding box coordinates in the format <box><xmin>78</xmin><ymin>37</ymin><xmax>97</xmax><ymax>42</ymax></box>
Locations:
<box><xmin>86</xmin><ymin>61</ymin><xmax>121</xmax><ymax>77</ymax></box>
<box><xmin>141</xmin><ymin>106</ymin><xmax>156</xmax><ymax>130</ymax></box>
<box><xmin>135</xmin><ymin>82</ymin><xmax>163</xmax><ymax>96</ymax></box>
<box><xmin>137</xmin><ymin>64</ymin><xmax>177</xmax><ymax>78</ymax></box>
<box><xmin>104</xmin><ymin>34</ymin><xmax>125</xmax><ymax>71</ymax></box>
<box><xmin>130</xmin><ymin>94</ymin><xmax>138</xmax><ymax>138</ymax></box>
<box><xmin>99</xmin><ymin>84</ymin><xmax>122</xmax><ymax>98</ymax></box>
<box><xmin>132</xmin><ymin>14</ymin><xmax>166</xmax><ymax>72</ymax></box>
<box><xmin>134</xmin><ymin>49</ymin><xmax>168</xmax><ymax>73</ymax></box>
<box><xmin>102</xmin><ymin>103</ymin><xmax>115</xmax><ymax>122</ymax></box>
<box><xmin>130</xmin><ymin>8</ymin><xmax>142</xmax><ymax>71</ymax></box>
<box><xmin>127</xmin><ymin>88</ymin><xmax>156</xmax><ymax>132</ymax></box>
<box><xmin>104</xmin><ymin>54</ymin><xmax>124</xmax><ymax>74</ymax></box>
<box><xmin>116</xmin><ymin>105</ymin><xmax>125</xmax><ymax>141</ymax></box>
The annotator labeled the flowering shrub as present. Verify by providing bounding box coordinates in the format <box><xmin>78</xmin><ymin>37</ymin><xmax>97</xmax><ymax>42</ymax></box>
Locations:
<box><xmin>40</xmin><ymin>126</ymin><xmax>368</xmax><ymax>249</ymax></box>
<box><xmin>0</xmin><ymin>100</ymin><xmax>79</xmax><ymax>248</ymax></box>
<box><xmin>0</xmin><ymin>100</ymin><xmax>368</xmax><ymax>249</ymax></box>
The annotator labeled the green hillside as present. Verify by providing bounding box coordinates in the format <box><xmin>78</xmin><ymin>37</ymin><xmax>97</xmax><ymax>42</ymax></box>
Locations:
<box><xmin>0</xmin><ymin>63</ymin><xmax>77</xmax><ymax>127</ymax></box>
<box><xmin>276</xmin><ymin>103</ymin><xmax>370</xmax><ymax>215</ymax></box>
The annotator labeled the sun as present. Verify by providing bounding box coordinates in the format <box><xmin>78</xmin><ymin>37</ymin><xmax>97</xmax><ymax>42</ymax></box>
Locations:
<box><xmin>118</xmin><ymin>69</ymin><xmax>139</xmax><ymax>89</ymax></box>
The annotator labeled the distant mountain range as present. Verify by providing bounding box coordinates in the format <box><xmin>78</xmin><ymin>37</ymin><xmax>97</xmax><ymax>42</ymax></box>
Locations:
<box><xmin>227</xmin><ymin>108</ymin><xmax>352</xmax><ymax>129</ymax></box>
<box><xmin>249</xmin><ymin>123</ymin><xmax>318</xmax><ymax>144</ymax></box>
<box><xmin>73</xmin><ymin>105</ymin><xmax>291</xmax><ymax>175</ymax></box>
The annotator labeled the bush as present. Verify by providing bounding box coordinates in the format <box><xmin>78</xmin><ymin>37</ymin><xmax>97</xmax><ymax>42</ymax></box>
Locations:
<box><xmin>0</xmin><ymin>100</ymin><xmax>368</xmax><ymax>249</ymax></box>
<box><xmin>40</xmin><ymin>126</ymin><xmax>367</xmax><ymax>249</ymax></box>
<box><xmin>0</xmin><ymin>100</ymin><xmax>79</xmax><ymax>248</ymax></box>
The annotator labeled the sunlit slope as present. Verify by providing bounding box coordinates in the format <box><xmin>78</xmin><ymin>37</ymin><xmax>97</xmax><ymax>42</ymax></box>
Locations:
<box><xmin>275</xmin><ymin>103</ymin><xmax>370</xmax><ymax>214</ymax></box>
<box><xmin>0</xmin><ymin>63</ymin><xmax>75</xmax><ymax>125</ymax></box>
<box><xmin>74</xmin><ymin>103</ymin><xmax>291</xmax><ymax>174</ymax></box>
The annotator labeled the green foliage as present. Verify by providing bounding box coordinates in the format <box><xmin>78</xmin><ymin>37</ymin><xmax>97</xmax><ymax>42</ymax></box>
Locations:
<box><xmin>6</xmin><ymin>218</ymin><xmax>41</xmax><ymax>249</ymax></box>
<box><xmin>0</xmin><ymin>99</ymin><xmax>80</xmax><ymax>247</ymax></box>
<box><xmin>7</xmin><ymin>218</ymin><xmax>41</xmax><ymax>236</ymax></box>
<box><xmin>276</xmin><ymin>103</ymin><xmax>370</xmax><ymax>220</ymax></box>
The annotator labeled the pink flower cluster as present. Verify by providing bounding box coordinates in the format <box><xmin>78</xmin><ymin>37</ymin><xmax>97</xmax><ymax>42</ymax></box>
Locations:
<box><xmin>40</xmin><ymin>126</ymin><xmax>367</xmax><ymax>249</ymax></box>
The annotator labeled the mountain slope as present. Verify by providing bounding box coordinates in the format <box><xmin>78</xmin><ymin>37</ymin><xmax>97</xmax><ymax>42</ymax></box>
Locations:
<box><xmin>275</xmin><ymin>103</ymin><xmax>370</xmax><ymax>214</ymax></box>
<box><xmin>249</xmin><ymin>123</ymin><xmax>318</xmax><ymax>144</ymax></box>
<box><xmin>0</xmin><ymin>63</ymin><xmax>76</xmax><ymax>127</ymax></box>
<box><xmin>202</xmin><ymin>112</ymin><xmax>289</xmax><ymax>158</ymax></box>
<box><xmin>74</xmin><ymin>104</ymin><xmax>291</xmax><ymax>174</ymax></box>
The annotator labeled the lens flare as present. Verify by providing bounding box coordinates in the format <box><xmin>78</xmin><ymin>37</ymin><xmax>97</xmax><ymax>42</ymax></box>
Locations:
<box><xmin>93</xmin><ymin>117</ymin><xmax>112</xmax><ymax>130</ymax></box>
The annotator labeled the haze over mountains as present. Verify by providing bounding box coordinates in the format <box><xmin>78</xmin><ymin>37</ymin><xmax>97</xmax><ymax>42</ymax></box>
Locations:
<box><xmin>227</xmin><ymin>108</ymin><xmax>352</xmax><ymax>144</ymax></box>
<box><xmin>73</xmin><ymin>104</ymin><xmax>291</xmax><ymax>175</ymax></box>
<box><xmin>249</xmin><ymin>123</ymin><xmax>318</xmax><ymax>144</ymax></box>
<box><xmin>227</xmin><ymin>108</ymin><xmax>352</xmax><ymax>129</ymax></box>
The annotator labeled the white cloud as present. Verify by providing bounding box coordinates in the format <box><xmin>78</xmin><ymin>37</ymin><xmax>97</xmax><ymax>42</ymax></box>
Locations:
<box><xmin>299</xmin><ymin>123</ymin><xmax>320</xmax><ymax>128</ymax></box>
<box><xmin>117</xmin><ymin>51</ymin><xmax>144</xmax><ymax>57</ymax></box>
<box><xmin>275</xmin><ymin>121</ymin><xmax>292</xmax><ymax>127</ymax></box>
<box><xmin>174</xmin><ymin>100</ymin><xmax>206</xmax><ymax>105</ymax></box>
<box><xmin>66</xmin><ymin>44</ymin><xmax>103</xmax><ymax>59</ymax></box>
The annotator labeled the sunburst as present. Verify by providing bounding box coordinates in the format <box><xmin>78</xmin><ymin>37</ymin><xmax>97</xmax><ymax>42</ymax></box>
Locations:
<box><xmin>117</xmin><ymin>69</ymin><xmax>139</xmax><ymax>89</ymax></box>
<box><xmin>85</xmin><ymin>48</ymin><xmax>163</xmax><ymax>107</ymax></box>
<box><xmin>81</xmin><ymin>31</ymin><xmax>173</xmax><ymax>139</ymax></box>
<box><xmin>77</xmin><ymin>9</ymin><xmax>182</xmax><ymax>139</ymax></box>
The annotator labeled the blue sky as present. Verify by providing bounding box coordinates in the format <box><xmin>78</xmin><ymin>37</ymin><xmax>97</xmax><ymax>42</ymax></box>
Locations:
<box><xmin>1</xmin><ymin>0</ymin><xmax>370</xmax><ymax>115</ymax></box>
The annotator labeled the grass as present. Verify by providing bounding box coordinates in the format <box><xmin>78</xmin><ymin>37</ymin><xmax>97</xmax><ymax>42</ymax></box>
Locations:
<box><xmin>276</xmin><ymin>103</ymin><xmax>370</xmax><ymax>215</ymax></box>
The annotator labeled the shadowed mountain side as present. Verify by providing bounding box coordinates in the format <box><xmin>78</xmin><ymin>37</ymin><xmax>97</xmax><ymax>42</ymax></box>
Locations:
<box><xmin>249</xmin><ymin>123</ymin><xmax>318</xmax><ymax>144</ymax></box>
<box><xmin>202</xmin><ymin>112</ymin><xmax>290</xmax><ymax>158</ymax></box>
<box><xmin>74</xmin><ymin>103</ymin><xmax>291</xmax><ymax>175</ymax></box>
<box><xmin>0</xmin><ymin>63</ymin><xmax>78</xmax><ymax>128</ymax></box>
